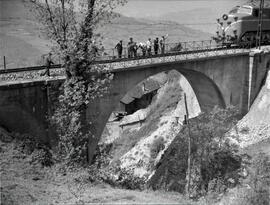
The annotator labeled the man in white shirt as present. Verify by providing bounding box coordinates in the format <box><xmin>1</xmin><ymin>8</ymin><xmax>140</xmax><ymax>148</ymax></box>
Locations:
<box><xmin>146</xmin><ymin>38</ymin><xmax>152</xmax><ymax>56</ymax></box>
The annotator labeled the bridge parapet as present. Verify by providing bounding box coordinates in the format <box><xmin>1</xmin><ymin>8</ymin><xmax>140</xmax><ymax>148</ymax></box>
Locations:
<box><xmin>0</xmin><ymin>46</ymin><xmax>250</xmax><ymax>84</ymax></box>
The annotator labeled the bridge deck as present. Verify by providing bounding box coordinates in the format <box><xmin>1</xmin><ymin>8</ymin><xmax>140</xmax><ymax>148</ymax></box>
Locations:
<box><xmin>1</xmin><ymin>42</ymin><xmax>269</xmax><ymax>84</ymax></box>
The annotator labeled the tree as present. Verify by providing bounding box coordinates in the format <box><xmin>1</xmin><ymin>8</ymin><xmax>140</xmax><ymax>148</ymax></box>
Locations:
<box><xmin>26</xmin><ymin>0</ymin><xmax>126</xmax><ymax>164</ymax></box>
<box><xmin>26</xmin><ymin>0</ymin><xmax>126</xmax><ymax>63</ymax></box>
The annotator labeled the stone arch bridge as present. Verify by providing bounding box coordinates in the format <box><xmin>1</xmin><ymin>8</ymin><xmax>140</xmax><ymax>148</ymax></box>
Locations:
<box><xmin>0</xmin><ymin>48</ymin><xmax>269</xmax><ymax>162</ymax></box>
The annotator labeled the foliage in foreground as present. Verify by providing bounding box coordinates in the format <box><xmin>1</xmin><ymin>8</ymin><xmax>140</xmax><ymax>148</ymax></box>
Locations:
<box><xmin>218</xmin><ymin>152</ymin><xmax>270</xmax><ymax>205</ymax></box>
<box><xmin>26</xmin><ymin>0</ymin><xmax>126</xmax><ymax>164</ymax></box>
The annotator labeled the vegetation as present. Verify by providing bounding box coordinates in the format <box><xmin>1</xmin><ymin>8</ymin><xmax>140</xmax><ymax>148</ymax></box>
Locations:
<box><xmin>150</xmin><ymin>137</ymin><xmax>165</xmax><ymax>159</ymax></box>
<box><xmin>184</xmin><ymin>106</ymin><xmax>242</xmax><ymax>198</ymax></box>
<box><xmin>218</xmin><ymin>152</ymin><xmax>270</xmax><ymax>205</ymax></box>
<box><xmin>149</xmin><ymin>107</ymin><xmax>243</xmax><ymax>198</ymax></box>
<box><xmin>26</xmin><ymin>0</ymin><xmax>126</xmax><ymax>164</ymax></box>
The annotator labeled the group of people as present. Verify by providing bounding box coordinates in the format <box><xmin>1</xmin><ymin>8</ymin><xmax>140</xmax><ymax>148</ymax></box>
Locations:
<box><xmin>115</xmin><ymin>35</ymin><xmax>168</xmax><ymax>59</ymax></box>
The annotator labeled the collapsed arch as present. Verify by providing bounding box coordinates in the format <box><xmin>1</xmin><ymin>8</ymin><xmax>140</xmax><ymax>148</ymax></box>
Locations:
<box><xmin>87</xmin><ymin>65</ymin><xmax>227</xmax><ymax>162</ymax></box>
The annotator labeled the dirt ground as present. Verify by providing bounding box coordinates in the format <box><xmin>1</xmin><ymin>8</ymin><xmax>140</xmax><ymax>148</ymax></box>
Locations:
<box><xmin>0</xmin><ymin>139</ymin><xmax>200</xmax><ymax>205</ymax></box>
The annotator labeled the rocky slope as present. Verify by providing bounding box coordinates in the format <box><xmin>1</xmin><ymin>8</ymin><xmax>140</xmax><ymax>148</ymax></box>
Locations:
<box><xmin>104</xmin><ymin>65</ymin><xmax>270</xmax><ymax>193</ymax></box>
<box><xmin>104</xmin><ymin>71</ymin><xmax>200</xmax><ymax>181</ymax></box>
<box><xmin>230</xmin><ymin>70</ymin><xmax>270</xmax><ymax>154</ymax></box>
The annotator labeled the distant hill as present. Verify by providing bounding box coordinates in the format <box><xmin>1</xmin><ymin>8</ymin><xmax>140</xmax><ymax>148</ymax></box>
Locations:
<box><xmin>99</xmin><ymin>14</ymin><xmax>211</xmax><ymax>49</ymax></box>
<box><xmin>0</xmin><ymin>0</ymin><xmax>211</xmax><ymax>69</ymax></box>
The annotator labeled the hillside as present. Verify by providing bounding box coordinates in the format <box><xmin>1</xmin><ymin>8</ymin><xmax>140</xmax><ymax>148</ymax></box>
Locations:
<box><xmin>0</xmin><ymin>0</ymin><xmax>51</xmax><ymax>68</ymax></box>
<box><xmin>0</xmin><ymin>0</ymin><xmax>211</xmax><ymax>69</ymax></box>
<box><xmin>99</xmin><ymin>15</ymin><xmax>211</xmax><ymax>49</ymax></box>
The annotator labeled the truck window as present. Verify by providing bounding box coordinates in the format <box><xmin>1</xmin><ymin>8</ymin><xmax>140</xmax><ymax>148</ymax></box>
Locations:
<box><xmin>253</xmin><ymin>9</ymin><xmax>259</xmax><ymax>17</ymax></box>
<box><xmin>238</xmin><ymin>6</ymin><xmax>252</xmax><ymax>15</ymax></box>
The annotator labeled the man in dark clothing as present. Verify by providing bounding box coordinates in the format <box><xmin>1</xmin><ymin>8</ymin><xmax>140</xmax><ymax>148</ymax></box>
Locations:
<box><xmin>154</xmin><ymin>37</ymin><xmax>159</xmax><ymax>55</ymax></box>
<box><xmin>146</xmin><ymin>38</ymin><xmax>152</xmax><ymax>56</ymax></box>
<box><xmin>127</xmin><ymin>38</ymin><xmax>134</xmax><ymax>58</ymax></box>
<box><xmin>133</xmin><ymin>42</ymin><xmax>138</xmax><ymax>58</ymax></box>
<box><xmin>42</xmin><ymin>52</ymin><xmax>53</xmax><ymax>77</ymax></box>
<box><xmin>115</xmin><ymin>40</ymin><xmax>123</xmax><ymax>58</ymax></box>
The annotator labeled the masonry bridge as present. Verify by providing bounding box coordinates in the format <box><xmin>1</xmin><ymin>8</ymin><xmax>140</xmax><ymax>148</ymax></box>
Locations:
<box><xmin>0</xmin><ymin>47</ymin><xmax>269</xmax><ymax>162</ymax></box>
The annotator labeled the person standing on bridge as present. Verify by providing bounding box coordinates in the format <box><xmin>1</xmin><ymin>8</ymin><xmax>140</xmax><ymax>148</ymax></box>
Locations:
<box><xmin>115</xmin><ymin>40</ymin><xmax>123</xmax><ymax>58</ymax></box>
<box><xmin>146</xmin><ymin>38</ymin><xmax>152</xmax><ymax>56</ymax></box>
<box><xmin>154</xmin><ymin>37</ymin><xmax>159</xmax><ymax>55</ymax></box>
<box><xmin>41</xmin><ymin>52</ymin><xmax>54</xmax><ymax>77</ymax></box>
<box><xmin>127</xmin><ymin>38</ymin><xmax>135</xmax><ymax>58</ymax></box>
<box><xmin>160</xmin><ymin>35</ymin><xmax>168</xmax><ymax>54</ymax></box>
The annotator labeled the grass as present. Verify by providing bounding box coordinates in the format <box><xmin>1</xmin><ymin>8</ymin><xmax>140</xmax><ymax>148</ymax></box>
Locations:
<box><xmin>0</xmin><ymin>139</ymin><xmax>200</xmax><ymax>204</ymax></box>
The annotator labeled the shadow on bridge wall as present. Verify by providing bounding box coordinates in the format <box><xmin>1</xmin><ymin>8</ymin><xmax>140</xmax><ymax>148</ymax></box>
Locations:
<box><xmin>0</xmin><ymin>105</ymin><xmax>47</xmax><ymax>142</ymax></box>
<box><xmin>0</xmin><ymin>80</ymin><xmax>62</xmax><ymax>146</ymax></box>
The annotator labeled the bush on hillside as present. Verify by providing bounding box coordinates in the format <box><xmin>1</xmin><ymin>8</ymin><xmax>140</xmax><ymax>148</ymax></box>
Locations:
<box><xmin>88</xmin><ymin>143</ymin><xmax>147</xmax><ymax>190</ymax></box>
<box><xmin>31</xmin><ymin>147</ymin><xmax>54</xmax><ymax>167</ymax></box>
<box><xmin>185</xmin><ymin>106</ymin><xmax>242</xmax><ymax>198</ymax></box>
<box><xmin>148</xmin><ymin>106</ymin><xmax>243</xmax><ymax>199</ymax></box>
<box><xmin>243</xmin><ymin>152</ymin><xmax>270</xmax><ymax>205</ymax></box>
<box><xmin>218</xmin><ymin>152</ymin><xmax>270</xmax><ymax>205</ymax></box>
<box><xmin>6</xmin><ymin>132</ymin><xmax>54</xmax><ymax>167</ymax></box>
<box><xmin>150</xmin><ymin>137</ymin><xmax>165</xmax><ymax>159</ymax></box>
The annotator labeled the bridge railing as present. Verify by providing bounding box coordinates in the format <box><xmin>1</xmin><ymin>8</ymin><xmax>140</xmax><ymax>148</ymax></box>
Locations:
<box><xmin>95</xmin><ymin>40</ymin><xmax>254</xmax><ymax>69</ymax></box>
<box><xmin>0</xmin><ymin>40</ymin><xmax>255</xmax><ymax>82</ymax></box>
<box><xmin>95</xmin><ymin>40</ymin><xmax>218</xmax><ymax>61</ymax></box>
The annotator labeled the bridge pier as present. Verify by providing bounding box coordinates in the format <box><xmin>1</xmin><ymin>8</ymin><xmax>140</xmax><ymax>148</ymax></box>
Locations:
<box><xmin>247</xmin><ymin>49</ymin><xmax>270</xmax><ymax>111</ymax></box>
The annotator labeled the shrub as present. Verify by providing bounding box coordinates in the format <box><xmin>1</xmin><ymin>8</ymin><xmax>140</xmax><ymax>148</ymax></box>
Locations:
<box><xmin>150</xmin><ymin>137</ymin><xmax>165</xmax><ymax>159</ymax></box>
<box><xmin>185</xmin><ymin>106</ymin><xmax>242</xmax><ymax>198</ymax></box>
<box><xmin>88</xmin><ymin>143</ymin><xmax>147</xmax><ymax>190</ymax></box>
<box><xmin>116</xmin><ymin>167</ymin><xmax>147</xmax><ymax>190</ymax></box>
<box><xmin>31</xmin><ymin>147</ymin><xmax>54</xmax><ymax>167</ymax></box>
<box><xmin>244</xmin><ymin>152</ymin><xmax>270</xmax><ymax>204</ymax></box>
<box><xmin>218</xmin><ymin>152</ymin><xmax>270</xmax><ymax>205</ymax></box>
<box><xmin>148</xmin><ymin>106</ymin><xmax>243</xmax><ymax>198</ymax></box>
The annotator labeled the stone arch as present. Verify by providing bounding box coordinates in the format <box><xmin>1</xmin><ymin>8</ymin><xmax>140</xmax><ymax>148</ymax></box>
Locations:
<box><xmin>176</xmin><ymin>68</ymin><xmax>226</xmax><ymax>112</ymax></box>
<box><xmin>116</xmin><ymin>68</ymin><xmax>226</xmax><ymax>114</ymax></box>
<box><xmin>87</xmin><ymin>66</ymin><xmax>226</xmax><ymax>162</ymax></box>
<box><xmin>0</xmin><ymin>105</ymin><xmax>48</xmax><ymax>143</ymax></box>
